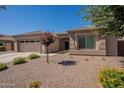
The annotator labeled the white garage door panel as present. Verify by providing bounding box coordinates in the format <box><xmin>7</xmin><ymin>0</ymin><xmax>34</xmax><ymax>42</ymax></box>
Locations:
<box><xmin>19</xmin><ymin>42</ymin><xmax>41</xmax><ymax>52</ymax></box>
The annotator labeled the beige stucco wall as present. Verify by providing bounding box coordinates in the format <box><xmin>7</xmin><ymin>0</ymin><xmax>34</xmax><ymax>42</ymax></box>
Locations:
<box><xmin>106</xmin><ymin>37</ymin><xmax>118</xmax><ymax>56</ymax></box>
<box><xmin>14</xmin><ymin>41</ymin><xmax>18</xmax><ymax>52</ymax></box>
<box><xmin>69</xmin><ymin>33</ymin><xmax>77</xmax><ymax>51</ymax></box>
<box><xmin>5</xmin><ymin>42</ymin><xmax>14</xmax><ymax>51</ymax></box>
<box><xmin>44</xmin><ymin>39</ymin><xmax>60</xmax><ymax>53</ymax></box>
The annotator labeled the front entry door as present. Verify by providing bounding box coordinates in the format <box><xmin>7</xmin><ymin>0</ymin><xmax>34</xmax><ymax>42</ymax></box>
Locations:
<box><xmin>118</xmin><ymin>41</ymin><xmax>124</xmax><ymax>56</ymax></box>
<box><xmin>64</xmin><ymin>42</ymin><xmax>69</xmax><ymax>50</ymax></box>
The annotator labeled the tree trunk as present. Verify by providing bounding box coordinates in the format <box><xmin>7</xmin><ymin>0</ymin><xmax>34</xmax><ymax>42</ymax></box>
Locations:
<box><xmin>46</xmin><ymin>46</ymin><xmax>49</xmax><ymax>64</ymax></box>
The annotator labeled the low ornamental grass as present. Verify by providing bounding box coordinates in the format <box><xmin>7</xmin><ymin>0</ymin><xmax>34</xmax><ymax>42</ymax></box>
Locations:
<box><xmin>102</xmin><ymin>57</ymin><xmax>106</xmax><ymax>61</ymax></box>
<box><xmin>29</xmin><ymin>54</ymin><xmax>40</xmax><ymax>59</ymax></box>
<box><xmin>0</xmin><ymin>63</ymin><xmax>8</xmax><ymax>71</ymax></box>
<box><xmin>0</xmin><ymin>46</ymin><xmax>6</xmax><ymax>51</ymax></box>
<box><xmin>29</xmin><ymin>80</ymin><xmax>40</xmax><ymax>88</ymax></box>
<box><xmin>84</xmin><ymin>58</ymin><xmax>89</xmax><ymax>61</ymax></box>
<box><xmin>98</xmin><ymin>68</ymin><xmax>124</xmax><ymax>88</ymax></box>
<box><xmin>13</xmin><ymin>57</ymin><xmax>26</xmax><ymax>65</ymax></box>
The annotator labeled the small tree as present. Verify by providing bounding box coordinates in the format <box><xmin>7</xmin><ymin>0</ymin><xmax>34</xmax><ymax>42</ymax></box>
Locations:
<box><xmin>41</xmin><ymin>32</ymin><xmax>56</xmax><ymax>64</ymax></box>
<box><xmin>81</xmin><ymin>5</ymin><xmax>124</xmax><ymax>38</ymax></box>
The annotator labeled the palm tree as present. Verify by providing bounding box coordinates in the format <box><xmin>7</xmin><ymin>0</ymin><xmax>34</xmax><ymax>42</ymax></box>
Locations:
<box><xmin>41</xmin><ymin>32</ymin><xmax>56</xmax><ymax>64</ymax></box>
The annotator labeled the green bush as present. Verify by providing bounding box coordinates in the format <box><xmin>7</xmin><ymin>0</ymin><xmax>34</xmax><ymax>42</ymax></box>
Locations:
<box><xmin>0</xmin><ymin>46</ymin><xmax>6</xmax><ymax>51</ymax></box>
<box><xmin>0</xmin><ymin>63</ymin><xmax>8</xmax><ymax>71</ymax></box>
<box><xmin>29</xmin><ymin>81</ymin><xmax>40</xmax><ymax>88</ymax></box>
<box><xmin>102</xmin><ymin>57</ymin><xmax>106</xmax><ymax>61</ymax></box>
<box><xmin>98</xmin><ymin>68</ymin><xmax>124</xmax><ymax>88</ymax></box>
<box><xmin>29</xmin><ymin>54</ymin><xmax>40</xmax><ymax>59</ymax></box>
<box><xmin>13</xmin><ymin>57</ymin><xmax>26</xmax><ymax>65</ymax></box>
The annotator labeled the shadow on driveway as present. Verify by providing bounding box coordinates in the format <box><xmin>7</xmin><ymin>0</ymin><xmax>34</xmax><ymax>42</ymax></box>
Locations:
<box><xmin>58</xmin><ymin>60</ymin><xmax>77</xmax><ymax>66</ymax></box>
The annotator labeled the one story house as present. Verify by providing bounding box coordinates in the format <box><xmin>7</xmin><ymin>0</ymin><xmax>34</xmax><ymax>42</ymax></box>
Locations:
<box><xmin>1</xmin><ymin>26</ymin><xmax>124</xmax><ymax>56</ymax></box>
<box><xmin>0</xmin><ymin>34</ymin><xmax>14</xmax><ymax>51</ymax></box>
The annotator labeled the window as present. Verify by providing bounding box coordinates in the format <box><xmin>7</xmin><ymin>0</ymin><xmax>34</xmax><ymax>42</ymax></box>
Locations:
<box><xmin>30</xmin><ymin>40</ymin><xmax>35</xmax><ymax>43</ymax></box>
<box><xmin>20</xmin><ymin>40</ymin><xmax>40</xmax><ymax>43</ymax></box>
<box><xmin>78</xmin><ymin>35</ymin><xmax>95</xmax><ymax>49</ymax></box>
<box><xmin>78</xmin><ymin>36</ymin><xmax>85</xmax><ymax>48</ymax></box>
<box><xmin>0</xmin><ymin>42</ymin><xmax>4</xmax><ymax>46</ymax></box>
<box><xmin>35</xmin><ymin>40</ymin><xmax>40</xmax><ymax>42</ymax></box>
<box><xmin>25</xmin><ymin>41</ymin><xmax>29</xmax><ymax>43</ymax></box>
<box><xmin>86</xmin><ymin>35</ymin><xmax>94</xmax><ymax>49</ymax></box>
<box><xmin>20</xmin><ymin>41</ymin><xmax>24</xmax><ymax>43</ymax></box>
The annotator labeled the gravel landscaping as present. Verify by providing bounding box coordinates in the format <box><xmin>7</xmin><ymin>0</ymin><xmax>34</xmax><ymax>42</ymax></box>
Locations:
<box><xmin>0</xmin><ymin>53</ymin><xmax>124</xmax><ymax>88</ymax></box>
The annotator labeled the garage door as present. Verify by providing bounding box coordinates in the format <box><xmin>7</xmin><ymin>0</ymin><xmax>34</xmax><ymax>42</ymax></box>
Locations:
<box><xmin>118</xmin><ymin>41</ymin><xmax>124</xmax><ymax>56</ymax></box>
<box><xmin>19</xmin><ymin>40</ymin><xmax>41</xmax><ymax>52</ymax></box>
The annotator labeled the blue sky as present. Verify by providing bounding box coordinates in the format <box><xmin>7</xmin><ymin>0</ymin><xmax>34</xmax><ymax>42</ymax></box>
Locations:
<box><xmin>0</xmin><ymin>5</ymin><xmax>91</xmax><ymax>35</ymax></box>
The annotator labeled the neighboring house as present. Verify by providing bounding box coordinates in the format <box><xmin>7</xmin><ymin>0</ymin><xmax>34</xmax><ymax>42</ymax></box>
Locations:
<box><xmin>1</xmin><ymin>26</ymin><xmax>124</xmax><ymax>56</ymax></box>
<box><xmin>0</xmin><ymin>34</ymin><xmax>14</xmax><ymax>51</ymax></box>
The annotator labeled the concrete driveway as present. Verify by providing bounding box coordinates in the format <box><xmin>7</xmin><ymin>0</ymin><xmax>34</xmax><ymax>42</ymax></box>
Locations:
<box><xmin>0</xmin><ymin>52</ymin><xmax>34</xmax><ymax>63</ymax></box>
<box><xmin>0</xmin><ymin>52</ymin><xmax>57</xmax><ymax>63</ymax></box>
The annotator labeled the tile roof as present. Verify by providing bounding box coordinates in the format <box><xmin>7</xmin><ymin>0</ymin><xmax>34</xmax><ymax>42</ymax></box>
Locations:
<box><xmin>13</xmin><ymin>31</ymin><xmax>68</xmax><ymax>37</ymax></box>
<box><xmin>56</xmin><ymin>32</ymin><xmax>68</xmax><ymax>35</ymax></box>
<box><xmin>67</xmin><ymin>26</ymin><xmax>96</xmax><ymax>33</ymax></box>
<box><xmin>13</xmin><ymin>31</ymin><xmax>44</xmax><ymax>37</ymax></box>
<box><xmin>0</xmin><ymin>34</ymin><xmax>14</xmax><ymax>41</ymax></box>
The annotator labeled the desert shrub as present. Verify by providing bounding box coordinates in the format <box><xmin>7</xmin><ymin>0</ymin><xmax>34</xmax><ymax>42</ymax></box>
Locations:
<box><xmin>29</xmin><ymin>54</ymin><xmax>40</xmax><ymax>59</ymax></box>
<box><xmin>0</xmin><ymin>46</ymin><xmax>6</xmax><ymax>51</ymax></box>
<box><xmin>13</xmin><ymin>57</ymin><xmax>26</xmax><ymax>65</ymax></box>
<box><xmin>102</xmin><ymin>57</ymin><xmax>106</xmax><ymax>61</ymax></box>
<box><xmin>29</xmin><ymin>81</ymin><xmax>40</xmax><ymax>88</ymax></box>
<box><xmin>0</xmin><ymin>63</ymin><xmax>8</xmax><ymax>71</ymax></box>
<box><xmin>98</xmin><ymin>68</ymin><xmax>124</xmax><ymax>88</ymax></box>
<box><xmin>84</xmin><ymin>58</ymin><xmax>89</xmax><ymax>61</ymax></box>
